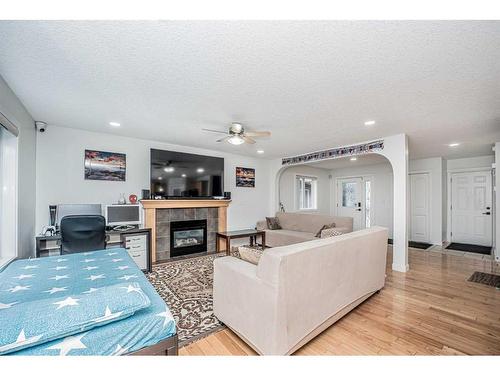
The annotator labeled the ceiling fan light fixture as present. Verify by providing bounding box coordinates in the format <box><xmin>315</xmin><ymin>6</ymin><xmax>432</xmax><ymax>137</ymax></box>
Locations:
<box><xmin>227</xmin><ymin>135</ymin><xmax>245</xmax><ymax>145</ymax></box>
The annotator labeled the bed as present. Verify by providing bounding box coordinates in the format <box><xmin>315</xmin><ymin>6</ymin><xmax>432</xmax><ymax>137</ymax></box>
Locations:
<box><xmin>0</xmin><ymin>248</ymin><xmax>177</xmax><ymax>356</ymax></box>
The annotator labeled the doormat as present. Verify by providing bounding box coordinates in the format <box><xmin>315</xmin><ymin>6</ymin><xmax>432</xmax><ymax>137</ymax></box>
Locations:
<box><xmin>446</xmin><ymin>242</ymin><xmax>491</xmax><ymax>255</ymax></box>
<box><xmin>468</xmin><ymin>272</ymin><xmax>500</xmax><ymax>288</ymax></box>
<box><xmin>408</xmin><ymin>241</ymin><xmax>432</xmax><ymax>250</ymax></box>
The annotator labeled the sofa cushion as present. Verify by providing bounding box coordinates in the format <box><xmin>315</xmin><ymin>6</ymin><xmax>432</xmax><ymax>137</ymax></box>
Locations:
<box><xmin>276</xmin><ymin>212</ymin><xmax>352</xmax><ymax>233</ymax></box>
<box><xmin>320</xmin><ymin>228</ymin><xmax>344</xmax><ymax>238</ymax></box>
<box><xmin>266</xmin><ymin>217</ymin><xmax>282</xmax><ymax>230</ymax></box>
<box><xmin>238</xmin><ymin>246</ymin><xmax>263</xmax><ymax>265</ymax></box>
<box><xmin>314</xmin><ymin>223</ymin><xmax>336</xmax><ymax>238</ymax></box>
<box><xmin>265</xmin><ymin>229</ymin><xmax>316</xmax><ymax>247</ymax></box>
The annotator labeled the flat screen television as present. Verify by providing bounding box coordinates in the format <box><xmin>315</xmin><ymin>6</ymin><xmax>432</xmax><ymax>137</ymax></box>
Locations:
<box><xmin>150</xmin><ymin>149</ymin><xmax>224</xmax><ymax>198</ymax></box>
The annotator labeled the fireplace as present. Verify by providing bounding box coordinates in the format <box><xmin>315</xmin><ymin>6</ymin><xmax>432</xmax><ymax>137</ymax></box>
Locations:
<box><xmin>170</xmin><ymin>219</ymin><xmax>207</xmax><ymax>257</ymax></box>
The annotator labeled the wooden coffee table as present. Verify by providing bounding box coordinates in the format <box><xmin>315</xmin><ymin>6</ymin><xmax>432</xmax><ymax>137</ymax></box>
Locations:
<box><xmin>216</xmin><ymin>229</ymin><xmax>266</xmax><ymax>255</ymax></box>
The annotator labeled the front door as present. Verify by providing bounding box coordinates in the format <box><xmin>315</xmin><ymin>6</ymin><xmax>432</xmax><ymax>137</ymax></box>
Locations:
<box><xmin>409</xmin><ymin>173</ymin><xmax>430</xmax><ymax>243</ymax></box>
<box><xmin>337</xmin><ymin>177</ymin><xmax>364</xmax><ymax>231</ymax></box>
<box><xmin>451</xmin><ymin>171</ymin><xmax>493</xmax><ymax>246</ymax></box>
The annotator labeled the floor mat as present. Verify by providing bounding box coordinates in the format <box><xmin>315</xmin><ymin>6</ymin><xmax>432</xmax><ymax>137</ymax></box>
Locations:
<box><xmin>446</xmin><ymin>242</ymin><xmax>492</xmax><ymax>255</ymax></box>
<box><xmin>468</xmin><ymin>272</ymin><xmax>500</xmax><ymax>288</ymax></box>
<box><xmin>408</xmin><ymin>241</ymin><xmax>432</xmax><ymax>249</ymax></box>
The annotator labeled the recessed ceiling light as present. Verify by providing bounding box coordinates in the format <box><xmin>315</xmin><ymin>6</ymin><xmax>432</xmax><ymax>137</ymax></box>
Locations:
<box><xmin>364</xmin><ymin>120</ymin><xmax>376</xmax><ymax>126</ymax></box>
<box><xmin>164</xmin><ymin>167</ymin><xmax>175</xmax><ymax>173</ymax></box>
<box><xmin>197</xmin><ymin>168</ymin><xmax>205</xmax><ymax>173</ymax></box>
<box><xmin>257</xmin><ymin>150</ymin><xmax>264</xmax><ymax>154</ymax></box>
<box><xmin>449</xmin><ymin>143</ymin><xmax>460</xmax><ymax>147</ymax></box>
<box><xmin>109</xmin><ymin>122</ymin><xmax>121</xmax><ymax>127</ymax></box>
<box><xmin>181</xmin><ymin>174</ymin><xmax>187</xmax><ymax>178</ymax></box>
<box><xmin>350</xmin><ymin>157</ymin><xmax>357</xmax><ymax>161</ymax></box>
<box><xmin>158</xmin><ymin>177</ymin><xmax>162</xmax><ymax>180</ymax></box>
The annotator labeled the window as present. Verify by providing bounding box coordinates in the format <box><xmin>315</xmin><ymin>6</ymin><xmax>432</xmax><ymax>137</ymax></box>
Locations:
<box><xmin>0</xmin><ymin>124</ymin><xmax>18</xmax><ymax>264</ymax></box>
<box><xmin>341</xmin><ymin>181</ymin><xmax>357</xmax><ymax>208</ymax></box>
<box><xmin>365</xmin><ymin>180</ymin><xmax>372</xmax><ymax>228</ymax></box>
<box><xmin>296</xmin><ymin>175</ymin><xmax>317</xmax><ymax>210</ymax></box>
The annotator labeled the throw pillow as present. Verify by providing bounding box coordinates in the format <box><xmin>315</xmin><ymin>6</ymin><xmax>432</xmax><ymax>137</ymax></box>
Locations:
<box><xmin>238</xmin><ymin>246</ymin><xmax>263</xmax><ymax>265</ymax></box>
<box><xmin>266</xmin><ymin>216</ymin><xmax>282</xmax><ymax>230</ymax></box>
<box><xmin>315</xmin><ymin>222</ymin><xmax>336</xmax><ymax>237</ymax></box>
<box><xmin>320</xmin><ymin>228</ymin><xmax>344</xmax><ymax>238</ymax></box>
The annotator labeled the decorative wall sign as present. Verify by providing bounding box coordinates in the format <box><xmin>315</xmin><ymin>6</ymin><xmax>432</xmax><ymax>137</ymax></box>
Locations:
<box><xmin>84</xmin><ymin>149</ymin><xmax>126</xmax><ymax>181</ymax></box>
<box><xmin>281</xmin><ymin>140</ymin><xmax>384</xmax><ymax>166</ymax></box>
<box><xmin>235</xmin><ymin>167</ymin><xmax>255</xmax><ymax>188</ymax></box>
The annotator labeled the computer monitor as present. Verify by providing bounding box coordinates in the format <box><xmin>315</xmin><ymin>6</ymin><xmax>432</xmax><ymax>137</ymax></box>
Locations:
<box><xmin>105</xmin><ymin>204</ymin><xmax>142</xmax><ymax>226</ymax></box>
<box><xmin>56</xmin><ymin>204</ymin><xmax>102</xmax><ymax>227</ymax></box>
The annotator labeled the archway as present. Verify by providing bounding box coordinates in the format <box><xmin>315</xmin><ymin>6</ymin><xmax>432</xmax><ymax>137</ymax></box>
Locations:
<box><xmin>268</xmin><ymin>133</ymin><xmax>409</xmax><ymax>272</ymax></box>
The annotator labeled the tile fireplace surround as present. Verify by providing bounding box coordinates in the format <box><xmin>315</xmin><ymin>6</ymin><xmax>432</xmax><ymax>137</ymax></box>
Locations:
<box><xmin>157</xmin><ymin>208</ymin><xmax>218</xmax><ymax>261</ymax></box>
<box><xmin>141</xmin><ymin>199</ymin><xmax>231</xmax><ymax>263</ymax></box>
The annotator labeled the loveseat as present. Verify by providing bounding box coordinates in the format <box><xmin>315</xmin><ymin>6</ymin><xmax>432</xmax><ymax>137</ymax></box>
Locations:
<box><xmin>213</xmin><ymin>226</ymin><xmax>388</xmax><ymax>355</ymax></box>
<box><xmin>256</xmin><ymin>212</ymin><xmax>353</xmax><ymax>248</ymax></box>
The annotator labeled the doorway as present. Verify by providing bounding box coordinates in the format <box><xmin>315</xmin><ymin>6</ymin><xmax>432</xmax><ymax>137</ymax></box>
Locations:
<box><xmin>336</xmin><ymin>177</ymin><xmax>373</xmax><ymax>231</ymax></box>
<box><xmin>450</xmin><ymin>171</ymin><xmax>493</xmax><ymax>247</ymax></box>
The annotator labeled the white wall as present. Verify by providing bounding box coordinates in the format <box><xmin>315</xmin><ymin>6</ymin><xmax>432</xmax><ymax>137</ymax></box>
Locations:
<box><xmin>330</xmin><ymin>162</ymin><xmax>394</xmax><ymax>238</ymax></box>
<box><xmin>447</xmin><ymin>155</ymin><xmax>494</xmax><ymax>170</ymax></box>
<box><xmin>278</xmin><ymin>165</ymin><xmax>330</xmax><ymax>214</ymax></box>
<box><xmin>0</xmin><ymin>76</ymin><xmax>36</xmax><ymax>259</ymax></box>
<box><xmin>35</xmin><ymin>126</ymin><xmax>272</xmax><ymax>234</ymax></box>
<box><xmin>409</xmin><ymin>157</ymin><xmax>444</xmax><ymax>245</ymax></box>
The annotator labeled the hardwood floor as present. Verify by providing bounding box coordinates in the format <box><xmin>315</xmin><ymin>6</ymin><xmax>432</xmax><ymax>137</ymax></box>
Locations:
<box><xmin>179</xmin><ymin>246</ymin><xmax>500</xmax><ymax>355</ymax></box>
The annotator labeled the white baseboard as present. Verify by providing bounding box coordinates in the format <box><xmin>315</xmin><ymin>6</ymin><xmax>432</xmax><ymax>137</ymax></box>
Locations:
<box><xmin>392</xmin><ymin>263</ymin><xmax>409</xmax><ymax>273</ymax></box>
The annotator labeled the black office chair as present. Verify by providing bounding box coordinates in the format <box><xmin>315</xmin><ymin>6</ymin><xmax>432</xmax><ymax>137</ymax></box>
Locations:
<box><xmin>60</xmin><ymin>215</ymin><xmax>107</xmax><ymax>255</ymax></box>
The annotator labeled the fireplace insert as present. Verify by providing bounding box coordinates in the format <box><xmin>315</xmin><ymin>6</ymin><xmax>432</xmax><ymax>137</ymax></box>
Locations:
<box><xmin>170</xmin><ymin>219</ymin><xmax>207</xmax><ymax>257</ymax></box>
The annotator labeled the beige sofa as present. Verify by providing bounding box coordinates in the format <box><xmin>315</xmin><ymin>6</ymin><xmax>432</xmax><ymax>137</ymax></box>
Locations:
<box><xmin>213</xmin><ymin>226</ymin><xmax>388</xmax><ymax>355</ymax></box>
<box><xmin>256</xmin><ymin>212</ymin><xmax>353</xmax><ymax>248</ymax></box>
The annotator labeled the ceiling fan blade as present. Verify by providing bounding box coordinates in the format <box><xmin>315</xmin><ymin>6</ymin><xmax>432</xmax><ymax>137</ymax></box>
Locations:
<box><xmin>242</xmin><ymin>135</ymin><xmax>256</xmax><ymax>144</ymax></box>
<box><xmin>202</xmin><ymin>128</ymin><xmax>228</xmax><ymax>134</ymax></box>
<box><xmin>244</xmin><ymin>131</ymin><xmax>271</xmax><ymax>137</ymax></box>
<box><xmin>216</xmin><ymin>136</ymin><xmax>232</xmax><ymax>143</ymax></box>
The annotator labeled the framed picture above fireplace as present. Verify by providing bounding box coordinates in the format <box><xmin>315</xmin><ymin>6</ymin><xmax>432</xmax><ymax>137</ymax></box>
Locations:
<box><xmin>236</xmin><ymin>167</ymin><xmax>255</xmax><ymax>188</ymax></box>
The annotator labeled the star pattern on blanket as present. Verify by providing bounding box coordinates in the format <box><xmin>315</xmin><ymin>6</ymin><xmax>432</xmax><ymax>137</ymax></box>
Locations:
<box><xmin>82</xmin><ymin>287</ymin><xmax>99</xmax><ymax>294</ymax></box>
<box><xmin>47</xmin><ymin>333</ymin><xmax>87</xmax><ymax>356</ymax></box>
<box><xmin>92</xmin><ymin>306</ymin><xmax>123</xmax><ymax>323</ymax></box>
<box><xmin>50</xmin><ymin>275</ymin><xmax>69</xmax><ymax>281</ymax></box>
<box><xmin>156</xmin><ymin>308</ymin><xmax>173</xmax><ymax>328</ymax></box>
<box><xmin>121</xmin><ymin>284</ymin><xmax>141</xmax><ymax>293</ymax></box>
<box><xmin>106</xmin><ymin>252</ymin><xmax>118</xmax><ymax>256</ymax></box>
<box><xmin>80</xmin><ymin>259</ymin><xmax>96</xmax><ymax>263</ymax></box>
<box><xmin>110</xmin><ymin>344</ymin><xmax>129</xmax><ymax>356</ymax></box>
<box><xmin>0</xmin><ymin>329</ymin><xmax>42</xmax><ymax>353</ymax></box>
<box><xmin>22</xmin><ymin>265</ymin><xmax>39</xmax><ymax>270</ymax></box>
<box><xmin>51</xmin><ymin>266</ymin><xmax>68</xmax><ymax>271</ymax></box>
<box><xmin>0</xmin><ymin>301</ymin><xmax>18</xmax><ymax>309</ymax></box>
<box><xmin>83</xmin><ymin>266</ymin><xmax>99</xmax><ymax>271</ymax></box>
<box><xmin>6</xmin><ymin>285</ymin><xmax>31</xmax><ymax>293</ymax></box>
<box><xmin>115</xmin><ymin>265</ymin><xmax>130</xmax><ymax>270</ymax></box>
<box><xmin>86</xmin><ymin>274</ymin><xmax>105</xmax><ymax>281</ymax></box>
<box><xmin>43</xmin><ymin>287</ymin><xmax>68</xmax><ymax>295</ymax></box>
<box><xmin>53</xmin><ymin>296</ymin><xmax>80</xmax><ymax>310</ymax></box>
<box><xmin>111</xmin><ymin>258</ymin><xmax>124</xmax><ymax>262</ymax></box>
<box><xmin>118</xmin><ymin>275</ymin><xmax>138</xmax><ymax>281</ymax></box>
<box><xmin>13</xmin><ymin>274</ymin><xmax>34</xmax><ymax>280</ymax></box>
<box><xmin>54</xmin><ymin>258</ymin><xmax>68</xmax><ymax>263</ymax></box>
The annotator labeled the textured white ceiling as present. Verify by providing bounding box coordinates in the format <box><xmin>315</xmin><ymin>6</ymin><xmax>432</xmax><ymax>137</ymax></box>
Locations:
<box><xmin>0</xmin><ymin>21</ymin><xmax>499</xmax><ymax>159</ymax></box>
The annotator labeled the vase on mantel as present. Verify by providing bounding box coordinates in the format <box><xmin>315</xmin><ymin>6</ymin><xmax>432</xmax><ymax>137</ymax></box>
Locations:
<box><xmin>118</xmin><ymin>193</ymin><xmax>126</xmax><ymax>205</ymax></box>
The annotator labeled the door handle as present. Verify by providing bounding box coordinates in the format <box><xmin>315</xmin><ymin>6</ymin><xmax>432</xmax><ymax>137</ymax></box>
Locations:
<box><xmin>356</xmin><ymin>208</ymin><xmax>362</xmax><ymax>211</ymax></box>
<box><xmin>482</xmin><ymin>212</ymin><xmax>491</xmax><ymax>215</ymax></box>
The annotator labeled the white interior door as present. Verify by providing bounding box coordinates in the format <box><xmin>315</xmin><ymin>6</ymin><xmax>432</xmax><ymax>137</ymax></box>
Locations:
<box><xmin>337</xmin><ymin>177</ymin><xmax>364</xmax><ymax>231</ymax></box>
<box><xmin>409</xmin><ymin>173</ymin><xmax>430</xmax><ymax>243</ymax></box>
<box><xmin>451</xmin><ymin>171</ymin><xmax>492</xmax><ymax>246</ymax></box>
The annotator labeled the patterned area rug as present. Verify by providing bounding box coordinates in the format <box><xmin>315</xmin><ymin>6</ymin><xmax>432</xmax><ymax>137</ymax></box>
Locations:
<box><xmin>468</xmin><ymin>271</ymin><xmax>500</xmax><ymax>288</ymax></box>
<box><xmin>146</xmin><ymin>253</ymin><xmax>226</xmax><ymax>346</ymax></box>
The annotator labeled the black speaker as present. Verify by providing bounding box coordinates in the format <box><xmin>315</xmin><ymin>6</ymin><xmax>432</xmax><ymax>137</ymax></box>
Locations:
<box><xmin>141</xmin><ymin>189</ymin><xmax>151</xmax><ymax>200</ymax></box>
<box><xmin>49</xmin><ymin>205</ymin><xmax>57</xmax><ymax>226</ymax></box>
<box><xmin>224</xmin><ymin>191</ymin><xmax>231</xmax><ymax>200</ymax></box>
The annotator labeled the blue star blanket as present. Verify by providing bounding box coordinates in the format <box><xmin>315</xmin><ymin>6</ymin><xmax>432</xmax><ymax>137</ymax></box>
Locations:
<box><xmin>0</xmin><ymin>248</ymin><xmax>176</xmax><ymax>355</ymax></box>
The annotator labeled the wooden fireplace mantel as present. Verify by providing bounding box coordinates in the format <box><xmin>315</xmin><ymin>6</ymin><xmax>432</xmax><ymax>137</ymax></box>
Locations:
<box><xmin>140</xmin><ymin>199</ymin><xmax>231</xmax><ymax>263</ymax></box>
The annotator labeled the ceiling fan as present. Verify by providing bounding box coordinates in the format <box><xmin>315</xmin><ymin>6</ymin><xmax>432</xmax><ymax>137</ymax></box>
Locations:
<box><xmin>202</xmin><ymin>122</ymin><xmax>271</xmax><ymax>145</ymax></box>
